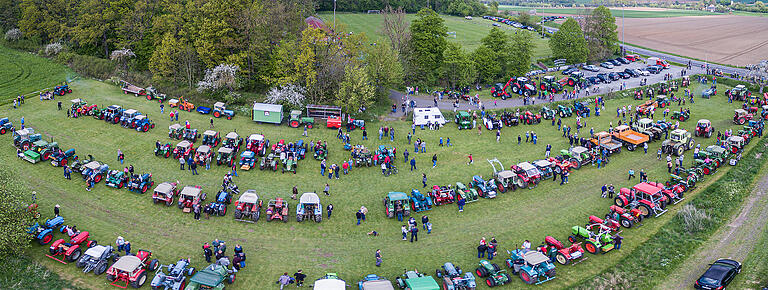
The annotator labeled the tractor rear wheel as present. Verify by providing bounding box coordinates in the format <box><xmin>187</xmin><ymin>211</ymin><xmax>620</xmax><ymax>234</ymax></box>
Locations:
<box><xmin>519</xmin><ymin>271</ymin><xmax>534</xmax><ymax>285</ymax></box>
<box><xmin>476</xmin><ymin>267</ymin><xmax>488</xmax><ymax>278</ymax></box>
<box><xmin>497</xmin><ymin>183</ymin><xmax>506</xmax><ymax>193</ymax></box>
<box><xmin>486</xmin><ymin>278</ymin><xmax>496</xmax><ymax>287</ymax></box>
<box><xmin>556</xmin><ymin>253</ymin><xmax>569</xmax><ymax>265</ymax></box>
<box><xmin>569</xmin><ymin>158</ymin><xmax>581</xmax><ymax>170</ymax></box>
<box><xmin>492</xmin><ymin>263</ymin><xmax>501</xmax><ymax>272</ymax></box>
<box><xmin>40</xmin><ymin>233</ymin><xmax>53</xmax><ymax>245</ymax></box>
<box><xmin>477</xmin><ymin>188</ymin><xmax>484</xmax><ymax>197</ymax></box>
<box><xmin>67</xmin><ymin>248</ymin><xmax>82</xmax><ymax>262</ymax></box>
<box><xmin>584</xmin><ymin>241</ymin><xmax>598</xmax><ymax>254</ymax></box>
<box><xmin>636</xmin><ymin>204</ymin><xmax>652</xmax><ymax>218</ymax></box>
<box><xmin>619</xmin><ymin>216</ymin><xmax>634</xmax><ymax>228</ymax></box>
<box><xmin>131</xmin><ymin>272</ymin><xmax>147</xmax><ymax>288</ymax></box>
<box><xmin>95</xmin><ymin>262</ymin><xmax>108</xmax><ymax>275</ymax></box>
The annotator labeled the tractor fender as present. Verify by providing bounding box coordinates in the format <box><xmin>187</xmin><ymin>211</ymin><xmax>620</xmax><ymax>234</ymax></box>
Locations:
<box><xmin>50</xmin><ymin>239</ymin><xmax>66</xmax><ymax>250</ymax></box>
<box><xmin>614</xmin><ymin>195</ymin><xmax>629</xmax><ymax>207</ymax></box>
<box><xmin>65</xmin><ymin>244</ymin><xmax>81</xmax><ymax>256</ymax></box>
<box><xmin>638</xmin><ymin>199</ymin><xmax>657</xmax><ymax>209</ymax></box>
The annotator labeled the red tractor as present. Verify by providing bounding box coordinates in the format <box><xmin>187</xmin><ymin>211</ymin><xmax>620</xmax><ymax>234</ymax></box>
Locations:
<box><xmin>587</xmin><ymin>215</ymin><xmax>621</xmax><ymax>232</ymax></box>
<box><xmin>177</xmin><ymin>186</ymin><xmax>205</xmax><ymax>212</ymax></box>
<box><xmin>614</xmin><ymin>182</ymin><xmax>669</xmax><ymax>219</ymax></box>
<box><xmin>106</xmin><ymin>249</ymin><xmax>159</xmax><ymax>288</ymax></box>
<box><xmin>429</xmin><ymin>185</ymin><xmax>456</xmax><ymax>206</ymax></box>
<box><xmin>172</xmin><ymin>140</ymin><xmax>194</xmax><ymax>159</ymax></box>
<box><xmin>542</xmin><ymin>236</ymin><xmax>585</xmax><ymax>265</ymax></box>
<box><xmin>510</xmin><ymin>162</ymin><xmax>542</xmax><ymax>189</ymax></box>
<box><xmin>606</xmin><ymin>205</ymin><xmax>643</xmax><ymax>229</ymax></box>
<box><xmin>246</xmin><ymin>134</ymin><xmax>269</xmax><ymax>156</ymax></box>
<box><xmin>152</xmin><ymin>182</ymin><xmax>179</xmax><ymax>206</ymax></box>
<box><xmin>47</xmin><ymin>231</ymin><xmax>98</xmax><ymax>264</ymax></box>
<box><xmin>646</xmin><ymin>181</ymin><xmax>685</xmax><ymax>205</ymax></box>
<box><xmin>733</xmin><ymin>109</ymin><xmax>754</xmax><ymax>125</ymax></box>
<box><xmin>546</xmin><ymin>157</ymin><xmax>573</xmax><ymax>174</ymax></box>
<box><xmin>695</xmin><ymin>119</ymin><xmax>714</xmax><ymax>138</ymax></box>
<box><xmin>266</xmin><ymin>198</ymin><xmax>289</xmax><ymax>222</ymax></box>
<box><xmin>519</xmin><ymin>111</ymin><xmax>541</xmax><ymax>125</ymax></box>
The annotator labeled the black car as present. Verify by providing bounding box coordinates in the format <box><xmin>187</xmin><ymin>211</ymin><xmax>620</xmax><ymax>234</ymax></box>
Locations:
<box><xmin>615</xmin><ymin>57</ymin><xmax>630</xmax><ymax>64</ymax></box>
<box><xmin>596</xmin><ymin>73</ymin><xmax>611</xmax><ymax>83</ymax></box>
<box><xmin>624</xmin><ymin>68</ymin><xmax>639</xmax><ymax>78</ymax></box>
<box><xmin>646</xmin><ymin>65</ymin><xmax>662</xmax><ymax>74</ymax></box>
<box><xmin>608</xmin><ymin>59</ymin><xmax>622</xmax><ymax>66</ymax></box>
<box><xmin>608</xmin><ymin>72</ymin><xmax>621</xmax><ymax>81</ymax></box>
<box><xmin>695</xmin><ymin>259</ymin><xmax>741</xmax><ymax>289</ymax></box>
<box><xmin>617</xmin><ymin>72</ymin><xmax>631</xmax><ymax>79</ymax></box>
<box><xmin>586</xmin><ymin>76</ymin><xmax>601</xmax><ymax>84</ymax></box>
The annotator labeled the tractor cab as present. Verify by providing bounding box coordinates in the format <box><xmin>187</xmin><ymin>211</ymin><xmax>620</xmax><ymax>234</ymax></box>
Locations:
<box><xmin>178</xmin><ymin>186</ymin><xmax>204</xmax><ymax>211</ymax></box>
<box><xmin>182</xmin><ymin>128</ymin><xmax>199</xmax><ymax>142</ymax></box>
<box><xmin>234</xmin><ymin>190</ymin><xmax>262</xmax><ymax>222</ymax></box>
<box><xmin>202</xmin><ymin>130</ymin><xmax>221</xmax><ymax>147</ymax></box>
<box><xmin>223</xmin><ymin>132</ymin><xmax>242</xmax><ymax>151</ymax></box>
<box><xmin>507</xmin><ymin>250</ymin><xmax>556</xmax><ymax>285</ymax></box>
<box><xmin>696</xmin><ymin>119</ymin><xmax>713</xmax><ymax>138</ymax></box>
<box><xmin>247</xmin><ymin>134</ymin><xmax>268</xmax><ymax>156</ymax></box>
<box><xmin>173</xmin><ymin>140</ymin><xmax>194</xmax><ymax>159</ymax></box>
<box><xmin>104</xmin><ymin>105</ymin><xmax>124</xmax><ymax>122</ymax></box>
<box><xmin>186</xmin><ymin>264</ymin><xmax>235</xmax><ymax>289</ymax></box>
<box><xmin>734</xmin><ymin>108</ymin><xmax>752</xmax><ymax>125</ymax></box>
<box><xmin>727</xmin><ymin>136</ymin><xmax>746</xmax><ymax>153</ymax></box>
<box><xmin>120</xmin><ymin>109</ymin><xmax>141</xmax><ymax>126</ymax></box>
<box><xmin>384</xmin><ymin>192</ymin><xmax>411</xmax><ymax>219</ymax></box>
<box><xmin>670</xmin><ymin>129</ymin><xmax>686</xmax><ymax>143</ymax></box>
<box><xmin>212</xmin><ymin>102</ymin><xmax>234</xmax><ymax>119</ymax></box>
<box><xmin>216</xmin><ymin>147</ymin><xmax>234</xmax><ymax>166</ymax></box>
<box><xmin>152</xmin><ymin>182</ymin><xmax>178</xmax><ymax>205</ymax></box>
<box><xmin>533</xmin><ymin>159</ymin><xmax>554</xmax><ymax>179</ymax></box>
<box><xmin>106</xmin><ymin>251</ymin><xmax>159</xmax><ymax>288</ymax></box>
<box><xmin>296</xmin><ymin>192</ymin><xmax>322</xmax><ymax>222</ymax></box>
<box><xmin>616</xmin><ymin>182</ymin><xmax>668</xmax><ymax>218</ymax></box>
<box><xmin>655</xmin><ymin>95</ymin><xmax>670</xmax><ymax>107</ymax></box>
<box><xmin>705</xmin><ymin>145</ymin><xmax>729</xmax><ymax>159</ymax></box>
<box><xmin>266</xmin><ymin>198</ymin><xmax>289</xmax><ymax>222</ymax></box>
<box><xmin>288</xmin><ymin>110</ymin><xmax>314</xmax><ymax>128</ymax></box>
<box><xmin>513</xmin><ymin>162</ymin><xmax>542</xmax><ymax>187</ymax></box>
<box><xmin>195</xmin><ymin>145</ymin><xmax>212</xmax><ymax>163</ymax></box>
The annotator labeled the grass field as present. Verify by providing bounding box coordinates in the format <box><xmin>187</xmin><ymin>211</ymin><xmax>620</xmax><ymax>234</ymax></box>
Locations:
<box><xmin>318</xmin><ymin>13</ymin><xmax>552</xmax><ymax>57</ymax></box>
<box><xmin>1</xmin><ymin>47</ymin><xmax>758</xmax><ymax>289</ymax></box>
<box><xmin>0</xmin><ymin>45</ymin><xmax>73</xmax><ymax>104</ymax></box>
<box><xmin>499</xmin><ymin>5</ymin><xmax>719</xmax><ymax>18</ymax></box>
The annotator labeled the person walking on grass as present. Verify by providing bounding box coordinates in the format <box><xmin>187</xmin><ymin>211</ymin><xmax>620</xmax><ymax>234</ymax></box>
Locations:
<box><xmin>410</xmin><ymin>158</ymin><xmax>416</xmax><ymax>171</ymax></box>
<box><xmin>326</xmin><ymin>203</ymin><xmax>333</xmax><ymax>219</ymax></box>
<box><xmin>278</xmin><ymin>273</ymin><xmax>291</xmax><ymax>290</ymax></box>
<box><xmin>402</xmin><ymin>225</ymin><xmax>408</xmax><ymax>241</ymax></box>
<box><xmin>432</xmin><ymin>154</ymin><xmax>437</xmax><ymax>168</ymax></box>
<box><xmin>324</xmin><ymin>183</ymin><xmax>330</xmax><ymax>196</ymax></box>
<box><xmin>422</xmin><ymin>174</ymin><xmax>427</xmax><ymax>188</ymax></box>
<box><xmin>410</xmin><ymin>226</ymin><xmax>418</xmax><ymax>242</ymax></box>
<box><xmin>375</xmin><ymin>249</ymin><xmax>383</xmax><ymax>267</ymax></box>
<box><xmin>294</xmin><ymin>270</ymin><xmax>306</xmax><ymax>287</ymax></box>
<box><xmin>467</xmin><ymin>154</ymin><xmax>473</xmax><ymax>165</ymax></box>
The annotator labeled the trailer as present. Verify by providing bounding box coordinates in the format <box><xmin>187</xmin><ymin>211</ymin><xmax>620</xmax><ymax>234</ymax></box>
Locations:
<box><xmin>589</xmin><ymin>131</ymin><xmax>622</xmax><ymax>155</ymax></box>
<box><xmin>120</xmin><ymin>81</ymin><xmax>146</xmax><ymax>96</ymax></box>
<box><xmin>610</xmin><ymin>125</ymin><xmax>650</xmax><ymax>151</ymax></box>
<box><xmin>251</xmin><ymin>102</ymin><xmax>283</xmax><ymax>124</ymax></box>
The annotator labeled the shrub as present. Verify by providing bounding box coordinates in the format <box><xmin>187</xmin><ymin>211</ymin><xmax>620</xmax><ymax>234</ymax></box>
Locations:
<box><xmin>4</xmin><ymin>28</ymin><xmax>21</xmax><ymax>41</ymax></box>
<box><xmin>56</xmin><ymin>52</ymin><xmax>115</xmax><ymax>80</ymax></box>
<box><xmin>677</xmin><ymin>204</ymin><xmax>712</xmax><ymax>234</ymax></box>
<box><xmin>44</xmin><ymin>42</ymin><xmax>63</xmax><ymax>56</ymax></box>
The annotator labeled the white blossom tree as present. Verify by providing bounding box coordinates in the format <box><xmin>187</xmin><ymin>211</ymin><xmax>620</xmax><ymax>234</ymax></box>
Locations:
<box><xmin>197</xmin><ymin>64</ymin><xmax>240</xmax><ymax>93</ymax></box>
<box><xmin>110</xmin><ymin>48</ymin><xmax>136</xmax><ymax>74</ymax></box>
<box><xmin>4</xmin><ymin>28</ymin><xmax>22</xmax><ymax>41</ymax></box>
<box><xmin>44</xmin><ymin>42</ymin><xmax>63</xmax><ymax>56</ymax></box>
<box><xmin>265</xmin><ymin>84</ymin><xmax>306</xmax><ymax>108</ymax></box>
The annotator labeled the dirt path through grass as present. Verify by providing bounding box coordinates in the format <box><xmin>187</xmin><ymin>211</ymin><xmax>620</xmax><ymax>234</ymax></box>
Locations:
<box><xmin>658</xmin><ymin>153</ymin><xmax>768</xmax><ymax>289</ymax></box>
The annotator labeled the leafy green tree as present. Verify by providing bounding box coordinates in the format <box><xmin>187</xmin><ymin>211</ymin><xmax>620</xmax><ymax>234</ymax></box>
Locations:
<box><xmin>0</xmin><ymin>166</ymin><xmax>35</xmax><ymax>257</ymax></box>
<box><xmin>336</xmin><ymin>64</ymin><xmax>375</xmax><ymax>114</ymax></box>
<box><xmin>488</xmin><ymin>1</ymin><xmax>499</xmax><ymax>15</ymax></box>
<box><xmin>516</xmin><ymin>12</ymin><xmax>533</xmax><ymax>26</ymax></box>
<box><xmin>508</xmin><ymin>31</ymin><xmax>533</xmax><ymax>78</ymax></box>
<box><xmin>441</xmin><ymin>42</ymin><xmax>476</xmax><ymax>88</ymax></box>
<box><xmin>549</xmin><ymin>18</ymin><xmax>588</xmax><ymax>65</ymax></box>
<box><xmin>408</xmin><ymin>8</ymin><xmax>447</xmax><ymax>85</ymax></box>
<box><xmin>365</xmin><ymin>43</ymin><xmax>404</xmax><ymax>96</ymax></box>
<box><xmin>480</xmin><ymin>27</ymin><xmax>510</xmax><ymax>78</ymax></box>
<box><xmin>471</xmin><ymin>46</ymin><xmax>500</xmax><ymax>84</ymax></box>
<box><xmin>584</xmin><ymin>6</ymin><xmax>618</xmax><ymax>62</ymax></box>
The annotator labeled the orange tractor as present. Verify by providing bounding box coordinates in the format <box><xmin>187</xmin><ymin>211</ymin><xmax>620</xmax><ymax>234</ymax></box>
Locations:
<box><xmin>169</xmin><ymin>97</ymin><xmax>195</xmax><ymax>112</ymax></box>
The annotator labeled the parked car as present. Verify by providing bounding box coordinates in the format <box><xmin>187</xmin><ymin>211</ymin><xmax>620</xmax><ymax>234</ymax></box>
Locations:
<box><xmin>617</xmin><ymin>72</ymin><xmax>630</xmax><ymax>79</ymax></box>
<box><xmin>608</xmin><ymin>59</ymin><xmax>622</xmax><ymax>66</ymax></box>
<box><xmin>624</xmin><ymin>68</ymin><xmax>639</xmax><ymax>78</ymax></box>
<box><xmin>582</xmin><ymin>65</ymin><xmax>600</xmax><ymax>72</ymax></box>
<box><xmin>638</xmin><ymin>69</ymin><xmax>650</xmax><ymax>76</ymax></box>
<box><xmin>608</xmin><ymin>72</ymin><xmax>621</xmax><ymax>81</ymax></box>
<box><xmin>600</xmin><ymin>62</ymin><xmax>614</xmax><ymax>69</ymax></box>
<box><xmin>615</xmin><ymin>57</ymin><xmax>630</xmax><ymax>64</ymax></box>
<box><xmin>562</xmin><ymin>67</ymin><xmax>579</xmax><ymax>75</ymax></box>
<box><xmin>596</xmin><ymin>73</ymin><xmax>611</xmax><ymax>83</ymax></box>
<box><xmin>646</xmin><ymin>65</ymin><xmax>662</xmax><ymax>74</ymax></box>
<box><xmin>586</xmin><ymin>76</ymin><xmax>601</xmax><ymax>84</ymax></box>
<box><xmin>694</xmin><ymin>259</ymin><xmax>741</xmax><ymax>289</ymax></box>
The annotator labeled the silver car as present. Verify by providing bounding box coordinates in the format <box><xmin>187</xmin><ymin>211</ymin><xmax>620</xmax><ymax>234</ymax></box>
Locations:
<box><xmin>600</xmin><ymin>62</ymin><xmax>614</xmax><ymax>69</ymax></box>
<box><xmin>583</xmin><ymin>65</ymin><xmax>600</xmax><ymax>72</ymax></box>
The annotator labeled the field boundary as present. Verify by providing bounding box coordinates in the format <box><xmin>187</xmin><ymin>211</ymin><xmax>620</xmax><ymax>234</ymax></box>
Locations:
<box><xmin>624</xmin><ymin>42</ymin><xmax>741</xmax><ymax>69</ymax></box>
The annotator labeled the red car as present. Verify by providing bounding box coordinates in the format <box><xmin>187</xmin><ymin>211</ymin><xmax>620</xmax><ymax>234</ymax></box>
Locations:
<box><xmin>624</xmin><ymin>54</ymin><xmax>640</xmax><ymax>62</ymax></box>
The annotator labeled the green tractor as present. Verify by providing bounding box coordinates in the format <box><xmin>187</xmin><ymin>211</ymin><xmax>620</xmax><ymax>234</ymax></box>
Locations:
<box><xmin>144</xmin><ymin>86</ymin><xmax>167</xmax><ymax>103</ymax></box>
<box><xmin>259</xmin><ymin>153</ymin><xmax>278</xmax><ymax>171</ymax></box>
<box><xmin>383</xmin><ymin>192</ymin><xmax>411</xmax><ymax>219</ymax></box>
<box><xmin>454</xmin><ymin>111</ymin><xmax>473</xmax><ymax>130</ymax></box>
<box><xmin>313</xmin><ymin>143</ymin><xmax>328</xmax><ymax>160</ymax></box>
<box><xmin>281</xmin><ymin>155</ymin><xmax>297</xmax><ymax>174</ymax></box>
<box><xmin>395</xmin><ymin>269</ymin><xmax>440</xmax><ymax>290</ymax></box>
<box><xmin>288</xmin><ymin>110</ymin><xmax>314</xmax><ymax>128</ymax></box>
<box><xmin>216</xmin><ymin>147</ymin><xmax>235</xmax><ymax>166</ymax></box>
<box><xmin>693</xmin><ymin>157</ymin><xmax>718</xmax><ymax>175</ymax></box>
<box><xmin>155</xmin><ymin>142</ymin><xmax>172</xmax><ymax>158</ymax></box>
<box><xmin>539</xmin><ymin>106</ymin><xmax>556</xmax><ymax>120</ymax></box>
<box><xmin>661</xmin><ymin>129</ymin><xmax>695</xmax><ymax>156</ymax></box>
<box><xmin>670</xmin><ymin>110</ymin><xmax>690</xmax><ymax>122</ymax></box>
<box><xmin>558</xmin><ymin>146</ymin><xmax>596</xmax><ymax>170</ymax></box>
<box><xmin>556</xmin><ymin>105</ymin><xmax>573</xmax><ymax>118</ymax></box>
<box><xmin>539</xmin><ymin>75</ymin><xmax>563</xmax><ymax>93</ymax></box>
<box><xmin>13</xmin><ymin>128</ymin><xmax>41</xmax><ymax>150</ymax></box>
<box><xmin>105</xmin><ymin>170</ymin><xmax>130</xmax><ymax>189</ymax></box>
<box><xmin>185</xmin><ymin>264</ymin><xmax>236</xmax><ymax>290</ymax></box>
<box><xmin>454</xmin><ymin>182</ymin><xmax>479</xmax><ymax>203</ymax></box>
<box><xmin>475</xmin><ymin>260</ymin><xmax>511</xmax><ymax>287</ymax></box>
<box><xmin>567</xmin><ymin>225</ymin><xmax>615</xmax><ymax>255</ymax></box>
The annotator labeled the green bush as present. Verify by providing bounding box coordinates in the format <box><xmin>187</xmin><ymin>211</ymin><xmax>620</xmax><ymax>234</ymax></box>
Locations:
<box><xmin>55</xmin><ymin>52</ymin><xmax>115</xmax><ymax>80</ymax></box>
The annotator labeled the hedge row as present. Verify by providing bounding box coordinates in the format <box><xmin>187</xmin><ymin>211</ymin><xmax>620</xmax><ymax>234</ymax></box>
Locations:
<box><xmin>574</xmin><ymin>133</ymin><xmax>768</xmax><ymax>289</ymax></box>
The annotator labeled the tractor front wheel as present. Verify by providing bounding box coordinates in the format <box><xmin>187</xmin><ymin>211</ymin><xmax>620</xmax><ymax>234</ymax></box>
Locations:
<box><xmin>519</xmin><ymin>271</ymin><xmax>534</xmax><ymax>285</ymax></box>
<box><xmin>486</xmin><ymin>278</ymin><xmax>497</xmax><ymax>287</ymax></box>
<box><xmin>497</xmin><ymin>183</ymin><xmax>506</xmax><ymax>193</ymax></box>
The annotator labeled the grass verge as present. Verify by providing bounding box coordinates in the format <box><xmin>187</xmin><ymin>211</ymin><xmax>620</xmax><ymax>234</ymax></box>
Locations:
<box><xmin>0</xmin><ymin>255</ymin><xmax>80</xmax><ymax>289</ymax></box>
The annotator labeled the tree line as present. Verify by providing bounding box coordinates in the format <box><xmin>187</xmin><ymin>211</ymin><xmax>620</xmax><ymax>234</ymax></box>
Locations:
<box><xmin>317</xmin><ymin>0</ymin><xmax>492</xmax><ymax>16</ymax></box>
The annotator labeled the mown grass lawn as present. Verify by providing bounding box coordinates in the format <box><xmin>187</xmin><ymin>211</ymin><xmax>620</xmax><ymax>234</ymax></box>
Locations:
<box><xmin>0</xmin><ymin>45</ymin><xmax>73</xmax><ymax>104</ymax></box>
<box><xmin>1</xmin><ymin>68</ymin><xmax>755</xmax><ymax>289</ymax></box>
<box><xmin>317</xmin><ymin>12</ymin><xmax>552</xmax><ymax>57</ymax></box>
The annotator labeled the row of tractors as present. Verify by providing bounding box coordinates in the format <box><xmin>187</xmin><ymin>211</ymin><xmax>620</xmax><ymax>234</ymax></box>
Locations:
<box><xmin>70</xmin><ymin>99</ymin><xmax>156</xmax><ymax>132</ymax></box>
<box><xmin>120</xmin><ymin>80</ymin><xmax>237</xmax><ymax>120</ymax></box>
<box><xmin>458</xmin><ymin>98</ymin><xmax>600</xmax><ymax>132</ymax></box>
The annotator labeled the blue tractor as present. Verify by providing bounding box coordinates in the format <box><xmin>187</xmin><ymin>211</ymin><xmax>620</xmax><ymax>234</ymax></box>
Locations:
<box><xmin>505</xmin><ymin>249</ymin><xmax>557</xmax><ymax>285</ymax></box>
<box><xmin>127</xmin><ymin>173</ymin><xmax>154</xmax><ymax>194</ymax></box>
<box><xmin>290</xmin><ymin>140</ymin><xmax>307</xmax><ymax>160</ymax></box>
<box><xmin>81</xmin><ymin>161</ymin><xmax>109</xmax><ymax>183</ymax></box>
<box><xmin>436</xmin><ymin>262</ymin><xmax>476</xmax><ymax>290</ymax></box>
<box><xmin>27</xmin><ymin>216</ymin><xmax>65</xmax><ymax>245</ymax></box>
<box><xmin>133</xmin><ymin>115</ymin><xmax>155</xmax><ymax>132</ymax></box>
<box><xmin>150</xmin><ymin>258</ymin><xmax>196</xmax><ymax>290</ymax></box>
<box><xmin>0</xmin><ymin>117</ymin><xmax>13</xmax><ymax>135</ymax></box>
<box><xmin>208</xmin><ymin>188</ymin><xmax>234</xmax><ymax>217</ymax></box>
<box><xmin>409</xmin><ymin>189</ymin><xmax>433</xmax><ymax>212</ymax></box>
<box><xmin>53</xmin><ymin>85</ymin><xmax>72</xmax><ymax>96</ymax></box>
<box><xmin>213</xmin><ymin>102</ymin><xmax>235</xmax><ymax>120</ymax></box>
<box><xmin>470</xmin><ymin>175</ymin><xmax>498</xmax><ymax>199</ymax></box>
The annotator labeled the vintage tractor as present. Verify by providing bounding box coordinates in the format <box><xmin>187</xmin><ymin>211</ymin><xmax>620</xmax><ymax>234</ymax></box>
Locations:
<box><xmin>695</xmin><ymin>119</ymin><xmax>714</xmax><ymax>138</ymax></box>
<box><xmin>539</xmin><ymin>106</ymin><xmax>556</xmax><ymax>120</ymax></box>
<box><xmin>543</xmin><ymin>236</ymin><xmax>585</xmax><ymax>266</ymax></box>
<box><xmin>505</xmin><ymin>249</ymin><xmax>556</xmax><ymax>285</ymax></box>
<box><xmin>47</xmin><ymin>230</ymin><xmax>98</xmax><ymax>264</ymax></box>
<box><xmin>265</xmin><ymin>198</ymin><xmax>289</xmax><ymax>222</ymax></box>
<box><xmin>532</xmin><ymin>159</ymin><xmax>555</xmax><ymax>180</ymax></box>
<box><xmin>152</xmin><ymin>182</ymin><xmax>179</xmax><ymax>206</ymax></box>
<box><xmin>13</xmin><ymin>128</ymin><xmax>41</xmax><ymax>150</ymax></box>
<box><xmin>208</xmin><ymin>188</ymin><xmax>234</xmax><ymax>216</ymax></box>
<box><xmin>671</xmin><ymin>110</ymin><xmax>690</xmax><ymax>122</ymax></box>
<box><xmin>150</xmin><ymin>258</ymin><xmax>195</xmax><ymax>289</ymax></box>
<box><xmin>314</xmin><ymin>143</ymin><xmax>329</xmax><ymax>160</ymax></box>
<box><xmin>76</xmin><ymin>245</ymin><xmax>117</xmax><ymax>275</ymax></box>
<box><xmin>70</xmin><ymin>154</ymin><xmax>95</xmax><ymax>173</ymax></box>
<box><xmin>539</xmin><ymin>75</ymin><xmax>562</xmax><ymax>93</ymax></box>
<box><xmin>81</xmin><ymin>161</ymin><xmax>109</xmax><ymax>183</ymax></box>
<box><xmin>223</xmin><ymin>132</ymin><xmax>243</xmax><ymax>151</ymax></box>
<box><xmin>511</xmin><ymin>162</ymin><xmax>542</xmax><ymax>189</ymax></box>
<box><xmin>169</xmin><ymin>96</ymin><xmax>195</xmax><ymax>112</ymax></box>
<box><xmin>567</xmin><ymin>225</ymin><xmax>614</xmax><ymax>255</ymax></box>
<box><xmin>358</xmin><ymin>274</ymin><xmax>393</xmax><ymax>290</ymax></box>
<box><xmin>558</xmin><ymin>146</ymin><xmax>596</xmax><ymax>170</ymax></box>
<box><xmin>246</xmin><ymin>134</ymin><xmax>269</xmax><ymax>156</ymax></box>
<box><xmin>701</xmin><ymin>85</ymin><xmax>717</xmax><ymax>99</ymax></box>
<box><xmin>173</xmin><ymin>140</ymin><xmax>195</xmax><ymax>159</ymax></box>
<box><xmin>500</xmin><ymin>111</ymin><xmax>519</xmax><ymax>127</ymax></box>
<box><xmin>233</xmin><ymin>190</ymin><xmax>262</xmax><ymax>222</ymax></box>
<box><xmin>201</xmin><ymin>130</ymin><xmax>221</xmax><ymax>147</ymax></box>
<box><xmin>28</xmin><ymin>216</ymin><xmax>65</xmax><ymax>245</ymax></box>
<box><xmin>238</xmin><ymin>151</ymin><xmax>257</xmax><ymax>170</ymax></box>
<box><xmin>632</xmin><ymin>118</ymin><xmax>665</xmax><ymax>141</ymax></box>
<box><xmin>281</xmin><ymin>155</ymin><xmax>297</xmax><ymax>174</ymax></box>
<box><xmin>0</xmin><ymin>117</ymin><xmax>13</xmax><ymax>135</ymax></box>
<box><xmin>168</xmin><ymin>124</ymin><xmax>184</xmax><ymax>140</ymax></box>
<box><xmin>178</xmin><ymin>186</ymin><xmax>205</xmax><ymax>213</ymax></box>
<box><xmin>702</xmin><ymin>145</ymin><xmax>729</xmax><ymax>167</ymax></box>
<box><xmin>726</xmin><ymin>84</ymin><xmax>751</xmax><ymax>101</ymax></box>
<box><xmin>144</xmin><ymin>86</ymin><xmax>166</xmax><ymax>102</ymax></box>
<box><xmin>455</xmin><ymin>182</ymin><xmax>479</xmax><ymax>203</ymax></box>
<box><xmin>395</xmin><ymin>270</ymin><xmax>440</xmax><ymax>290</ymax></box>
<box><xmin>727</xmin><ymin>136</ymin><xmax>746</xmax><ymax>154</ymax></box>
<box><xmin>185</xmin><ymin>264</ymin><xmax>236</xmax><ymax>289</ymax></box>
<box><xmin>289</xmin><ymin>110</ymin><xmax>314</xmax><ymax>128</ymax></box>
<box><xmin>429</xmin><ymin>185</ymin><xmax>456</xmax><ymax>206</ymax></box>
<box><xmin>475</xmin><ymin>259</ymin><xmax>511</xmax><ymax>287</ymax></box>
<box><xmin>470</xmin><ymin>175</ymin><xmax>498</xmax><ymax>198</ymax></box>
<box><xmin>216</xmin><ymin>147</ymin><xmax>235</xmax><ymax>166</ymax></box>
<box><xmin>606</xmin><ymin>205</ymin><xmax>643</xmax><ymax>229</ymax></box>
<box><xmin>614</xmin><ymin>182</ymin><xmax>669</xmax><ymax>218</ymax></box>
<box><xmin>296</xmin><ymin>192</ymin><xmax>322</xmax><ymax>222</ymax></box>
<box><xmin>106</xmin><ymin>249</ymin><xmax>159</xmax><ymax>288</ymax></box>
<box><xmin>734</xmin><ymin>108</ymin><xmax>754</xmax><ymax>125</ymax></box>
<box><xmin>133</xmin><ymin>115</ymin><xmax>154</xmax><ymax>132</ymax></box>
<box><xmin>259</xmin><ymin>153</ymin><xmax>278</xmax><ymax>171</ymax></box>
<box><xmin>183</xmin><ymin>128</ymin><xmax>200</xmax><ymax>143</ymax></box>
<box><xmin>155</xmin><ymin>142</ymin><xmax>172</xmax><ymax>158</ymax></box>
<box><xmin>53</xmin><ymin>84</ymin><xmax>72</xmax><ymax>96</ymax></box>
<box><xmin>483</xmin><ymin>114</ymin><xmax>503</xmax><ymax>130</ymax></box>
<box><xmin>556</xmin><ymin>105</ymin><xmax>573</xmax><ymax>118</ymax></box>
<box><xmin>351</xmin><ymin>145</ymin><xmax>373</xmax><ymax>167</ymax></box>
<box><xmin>127</xmin><ymin>173</ymin><xmax>154</xmax><ymax>194</ymax></box>
<box><xmin>572</xmin><ymin>101</ymin><xmax>591</xmax><ymax>117</ymax></box>
<box><xmin>103</xmin><ymin>105</ymin><xmax>125</xmax><ymax>124</ymax></box>
<box><xmin>519</xmin><ymin>111</ymin><xmax>541</xmax><ymax>125</ymax></box>
<box><xmin>408</xmin><ymin>190</ymin><xmax>433</xmax><ymax>212</ymax></box>
<box><xmin>195</xmin><ymin>145</ymin><xmax>212</xmax><ymax>165</ymax></box>
<box><xmin>455</xmin><ymin>110</ymin><xmax>473</xmax><ymax>130</ymax></box>
<box><xmin>120</xmin><ymin>109</ymin><xmax>141</xmax><ymax>128</ymax></box>
<box><xmin>105</xmin><ymin>170</ymin><xmax>130</xmax><ymax>189</ymax></box>
<box><xmin>487</xmin><ymin>158</ymin><xmax>521</xmax><ymax>193</ymax></box>
<box><xmin>435</xmin><ymin>262</ymin><xmax>476</xmax><ymax>290</ymax></box>
<box><xmin>384</xmin><ymin>192</ymin><xmax>411</xmax><ymax>219</ymax></box>
<box><xmin>212</xmin><ymin>102</ymin><xmax>234</xmax><ymax>119</ymax></box>
<box><xmin>661</xmin><ymin>129</ymin><xmax>695</xmax><ymax>156</ymax></box>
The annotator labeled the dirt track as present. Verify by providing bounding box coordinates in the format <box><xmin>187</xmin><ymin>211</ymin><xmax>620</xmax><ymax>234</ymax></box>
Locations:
<box><xmin>617</xmin><ymin>15</ymin><xmax>768</xmax><ymax>66</ymax></box>
<box><xmin>658</xmin><ymin>154</ymin><xmax>768</xmax><ymax>289</ymax></box>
